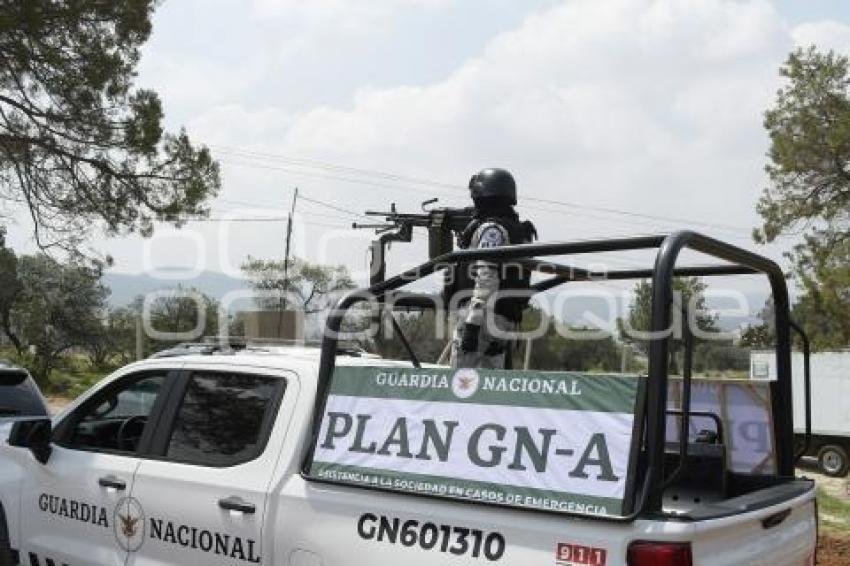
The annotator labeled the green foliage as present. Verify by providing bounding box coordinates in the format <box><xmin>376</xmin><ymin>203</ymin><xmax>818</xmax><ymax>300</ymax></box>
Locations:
<box><xmin>132</xmin><ymin>287</ymin><xmax>220</xmax><ymax>354</ymax></box>
<box><xmin>47</xmin><ymin>364</ymin><xmax>108</xmax><ymax>399</ymax></box>
<box><xmin>376</xmin><ymin>311</ymin><xmax>448</xmax><ymax>363</ymax></box>
<box><xmin>519</xmin><ymin>308</ymin><xmax>625</xmax><ymax>372</ymax></box>
<box><xmin>738</xmin><ymin>294</ymin><xmax>847</xmax><ymax>353</ymax></box>
<box><xmin>817</xmin><ymin>488</ymin><xmax>850</xmax><ymax>531</ymax></box>
<box><xmin>739</xmin><ymin>322</ymin><xmax>773</xmax><ymax>349</ymax></box>
<box><xmin>791</xmin><ymin>250</ymin><xmax>850</xmax><ymax>349</ymax></box>
<box><xmin>532</xmin><ymin>329</ymin><xmax>623</xmax><ymax>372</ymax></box>
<box><xmin>739</xmin><ymin>299</ymin><xmax>775</xmax><ymax>349</ymax></box>
<box><xmin>382</xmin><ymin>307</ymin><xmax>626</xmax><ymax>372</ymax></box>
<box><xmin>0</xmin><ymin>345</ymin><xmax>109</xmax><ymax>398</ymax></box>
<box><xmin>241</xmin><ymin>256</ymin><xmax>355</xmax><ymax>314</ymax></box>
<box><xmin>618</xmin><ymin>278</ymin><xmax>721</xmax><ymax>374</ymax></box>
<box><xmin>619</xmin><ymin>278</ymin><xmax>719</xmax><ymax>351</ymax></box>
<box><xmin>691</xmin><ymin>342</ymin><xmax>749</xmax><ymax>375</ymax></box>
<box><xmin>0</xmin><ymin>0</ymin><xmax>220</xmax><ymax>250</ymax></box>
<box><xmin>0</xmin><ymin>228</ymin><xmax>23</xmax><ymax>351</ymax></box>
<box><xmin>0</xmin><ymin>251</ymin><xmax>109</xmax><ymax>386</ymax></box>
<box><xmin>758</xmin><ymin>47</ymin><xmax>850</xmax><ymax>348</ymax></box>
<box><xmin>758</xmin><ymin>47</ymin><xmax>850</xmax><ymax>247</ymax></box>
<box><xmin>86</xmin><ymin>305</ymin><xmax>140</xmax><ymax>368</ymax></box>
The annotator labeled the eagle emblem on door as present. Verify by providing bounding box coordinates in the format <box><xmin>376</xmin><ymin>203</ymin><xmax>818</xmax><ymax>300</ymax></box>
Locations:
<box><xmin>120</xmin><ymin>512</ymin><xmax>139</xmax><ymax>537</ymax></box>
<box><xmin>113</xmin><ymin>497</ymin><xmax>146</xmax><ymax>552</ymax></box>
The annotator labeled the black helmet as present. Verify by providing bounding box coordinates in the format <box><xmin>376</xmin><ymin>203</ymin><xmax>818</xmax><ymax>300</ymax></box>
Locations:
<box><xmin>469</xmin><ymin>168</ymin><xmax>517</xmax><ymax>206</ymax></box>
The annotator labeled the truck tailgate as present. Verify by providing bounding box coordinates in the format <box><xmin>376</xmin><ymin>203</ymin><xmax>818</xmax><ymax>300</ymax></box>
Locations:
<box><xmin>275</xmin><ymin>478</ymin><xmax>655</xmax><ymax>566</ymax></box>
<box><xmin>689</xmin><ymin>481</ymin><xmax>817</xmax><ymax>566</ymax></box>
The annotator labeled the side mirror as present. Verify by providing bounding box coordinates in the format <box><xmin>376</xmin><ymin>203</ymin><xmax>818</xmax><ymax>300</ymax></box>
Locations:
<box><xmin>8</xmin><ymin>418</ymin><xmax>52</xmax><ymax>464</ymax></box>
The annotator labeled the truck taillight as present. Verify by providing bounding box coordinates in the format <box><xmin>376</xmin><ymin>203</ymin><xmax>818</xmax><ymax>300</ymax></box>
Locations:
<box><xmin>627</xmin><ymin>541</ymin><xmax>693</xmax><ymax>566</ymax></box>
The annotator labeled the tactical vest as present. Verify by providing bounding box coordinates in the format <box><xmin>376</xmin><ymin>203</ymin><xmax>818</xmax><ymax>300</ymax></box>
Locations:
<box><xmin>445</xmin><ymin>215</ymin><xmax>537</xmax><ymax>322</ymax></box>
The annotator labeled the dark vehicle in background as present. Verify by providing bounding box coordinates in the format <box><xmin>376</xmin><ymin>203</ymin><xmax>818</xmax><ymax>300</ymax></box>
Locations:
<box><xmin>0</xmin><ymin>363</ymin><xmax>48</xmax><ymax>422</ymax></box>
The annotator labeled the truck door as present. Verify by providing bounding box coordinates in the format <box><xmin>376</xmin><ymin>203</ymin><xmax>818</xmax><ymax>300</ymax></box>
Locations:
<box><xmin>125</xmin><ymin>367</ymin><xmax>293</xmax><ymax>566</ymax></box>
<box><xmin>19</xmin><ymin>370</ymin><xmax>173</xmax><ymax>566</ymax></box>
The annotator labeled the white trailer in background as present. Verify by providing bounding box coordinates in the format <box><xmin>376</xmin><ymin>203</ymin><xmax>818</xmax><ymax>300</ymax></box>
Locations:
<box><xmin>751</xmin><ymin>349</ymin><xmax>850</xmax><ymax>476</ymax></box>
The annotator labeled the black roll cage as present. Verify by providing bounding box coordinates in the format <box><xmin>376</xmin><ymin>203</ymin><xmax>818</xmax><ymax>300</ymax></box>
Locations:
<box><xmin>305</xmin><ymin>230</ymin><xmax>808</xmax><ymax>520</ymax></box>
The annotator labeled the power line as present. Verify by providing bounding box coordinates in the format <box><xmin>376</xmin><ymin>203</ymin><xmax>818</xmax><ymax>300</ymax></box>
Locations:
<box><xmin>216</xmin><ymin>198</ymin><xmax>362</xmax><ymax>224</ymax></box>
<box><xmin>522</xmin><ymin>196</ymin><xmax>749</xmax><ymax>234</ymax></box>
<box><xmin>211</xmin><ymin>144</ymin><xmax>460</xmax><ymax>191</ymax></box>
<box><xmin>178</xmin><ymin>215</ymin><xmax>351</xmax><ymax>230</ymax></box>
<box><xmin>219</xmin><ymin>155</ymin><xmax>753</xmax><ymax>241</ymax></box>
<box><xmin>218</xmin><ymin>156</ymin><xmax>463</xmax><ymax>202</ymax></box>
<box><xmin>183</xmin><ymin>216</ymin><xmax>288</xmax><ymax>222</ymax></box>
<box><xmin>248</xmin><ymin>190</ymin><xmax>757</xmax><ymax>246</ymax></box>
<box><xmin>216</xmin><ymin>190</ymin><xmax>730</xmax><ymax>265</ymax></box>
<box><xmin>298</xmin><ymin>194</ymin><xmax>372</xmax><ymax>219</ymax></box>
<box><xmin>212</xmin><ymin>145</ymin><xmax>755</xmax><ymax>233</ymax></box>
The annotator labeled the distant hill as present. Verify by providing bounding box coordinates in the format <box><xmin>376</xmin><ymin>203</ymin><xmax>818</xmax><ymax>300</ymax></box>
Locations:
<box><xmin>103</xmin><ymin>269</ymin><xmax>250</xmax><ymax>308</ymax></box>
<box><xmin>102</xmin><ymin>269</ymin><xmax>769</xmax><ymax>332</ymax></box>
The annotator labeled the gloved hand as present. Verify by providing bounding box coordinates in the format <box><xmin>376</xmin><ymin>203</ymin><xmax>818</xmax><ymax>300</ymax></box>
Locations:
<box><xmin>460</xmin><ymin>323</ymin><xmax>480</xmax><ymax>352</ymax></box>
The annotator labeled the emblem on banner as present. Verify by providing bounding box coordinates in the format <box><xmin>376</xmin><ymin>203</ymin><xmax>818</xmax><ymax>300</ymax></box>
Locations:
<box><xmin>451</xmin><ymin>368</ymin><xmax>480</xmax><ymax>399</ymax></box>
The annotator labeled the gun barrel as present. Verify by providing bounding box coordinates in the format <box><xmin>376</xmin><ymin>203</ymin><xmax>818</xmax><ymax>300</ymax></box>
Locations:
<box><xmin>352</xmin><ymin>223</ymin><xmax>395</xmax><ymax>230</ymax></box>
<box><xmin>361</xmin><ymin>206</ymin><xmax>475</xmax><ymax>231</ymax></box>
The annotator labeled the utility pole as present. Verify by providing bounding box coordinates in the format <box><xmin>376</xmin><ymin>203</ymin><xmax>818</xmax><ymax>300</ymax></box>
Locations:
<box><xmin>279</xmin><ymin>188</ymin><xmax>298</xmax><ymax>337</ymax></box>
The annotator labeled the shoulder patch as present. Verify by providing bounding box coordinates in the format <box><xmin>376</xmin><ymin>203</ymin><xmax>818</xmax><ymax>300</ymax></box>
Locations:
<box><xmin>476</xmin><ymin>224</ymin><xmax>507</xmax><ymax>249</ymax></box>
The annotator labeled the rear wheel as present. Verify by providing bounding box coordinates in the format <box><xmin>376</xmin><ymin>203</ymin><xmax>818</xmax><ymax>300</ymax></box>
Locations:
<box><xmin>818</xmin><ymin>444</ymin><xmax>849</xmax><ymax>477</ymax></box>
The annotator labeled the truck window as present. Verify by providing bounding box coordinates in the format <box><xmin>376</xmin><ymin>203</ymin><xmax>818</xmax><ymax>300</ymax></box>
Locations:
<box><xmin>64</xmin><ymin>373</ymin><xmax>166</xmax><ymax>453</ymax></box>
<box><xmin>164</xmin><ymin>372</ymin><xmax>282</xmax><ymax>467</ymax></box>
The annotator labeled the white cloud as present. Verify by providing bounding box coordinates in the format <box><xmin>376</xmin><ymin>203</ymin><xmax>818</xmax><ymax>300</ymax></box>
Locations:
<box><xmin>250</xmin><ymin>0</ymin><xmax>455</xmax><ymax>58</ymax></box>
<box><xmin>792</xmin><ymin>20</ymin><xmax>850</xmax><ymax>54</ymax></box>
<box><xmin>253</xmin><ymin>0</ymin><xmax>451</xmax><ymax>18</ymax></box>
<box><xmin>273</xmin><ymin>0</ymin><xmax>788</xmax><ymax>223</ymax></box>
<box><xmin>86</xmin><ymin>0</ymin><xmax>850</xmax><ymax>283</ymax></box>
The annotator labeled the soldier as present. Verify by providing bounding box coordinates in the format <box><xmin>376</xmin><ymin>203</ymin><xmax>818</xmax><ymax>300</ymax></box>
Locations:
<box><xmin>449</xmin><ymin>168</ymin><xmax>537</xmax><ymax>369</ymax></box>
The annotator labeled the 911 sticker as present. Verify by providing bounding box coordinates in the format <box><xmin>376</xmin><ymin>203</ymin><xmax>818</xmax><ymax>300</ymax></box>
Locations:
<box><xmin>556</xmin><ymin>542</ymin><xmax>607</xmax><ymax>566</ymax></box>
<box><xmin>358</xmin><ymin>513</ymin><xmax>505</xmax><ymax>561</ymax></box>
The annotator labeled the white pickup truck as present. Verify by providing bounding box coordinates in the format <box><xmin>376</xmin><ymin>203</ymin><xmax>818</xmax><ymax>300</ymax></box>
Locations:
<box><xmin>0</xmin><ymin>345</ymin><xmax>817</xmax><ymax>566</ymax></box>
<box><xmin>0</xmin><ymin>232</ymin><xmax>819</xmax><ymax>565</ymax></box>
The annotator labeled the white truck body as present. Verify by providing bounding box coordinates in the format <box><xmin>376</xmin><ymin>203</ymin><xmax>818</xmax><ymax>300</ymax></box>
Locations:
<box><xmin>751</xmin><ymin>349</ymin><xmax>850</xmax><ymax>476</ymax></box>
<box><xmin>0</xmin><ymin>348</ymin><xmax>817</xmax><ymax>566</ymax></box>
<box><xmin>751</xmin><ymin>350</ymin><xmax>850</xmax><ymax>437</ymax></box>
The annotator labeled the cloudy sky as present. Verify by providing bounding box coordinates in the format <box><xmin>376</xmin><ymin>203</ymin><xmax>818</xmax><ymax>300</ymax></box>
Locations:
<box><xmin>8</xmin><ymin>0</ymin><xmax>850</xmax><ymax>293</ymax></box>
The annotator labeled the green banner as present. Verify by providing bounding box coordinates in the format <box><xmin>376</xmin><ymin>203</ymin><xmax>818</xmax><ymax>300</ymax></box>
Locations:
<box><xmin>308</xmin><ymin>366</ymin><xmax>642</xmax><ymax>518</ymax></box>
<box><xmin>327</xmin><ymin>366</ymin><xmax>640</xmax><ymax>413</ymax></box>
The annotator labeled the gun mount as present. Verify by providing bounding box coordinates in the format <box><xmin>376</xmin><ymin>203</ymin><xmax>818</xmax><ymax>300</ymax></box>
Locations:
<box><xmin>354</xmin><ymin>199</ymin><xmax>474</xmax><ymax>286</ymax></box>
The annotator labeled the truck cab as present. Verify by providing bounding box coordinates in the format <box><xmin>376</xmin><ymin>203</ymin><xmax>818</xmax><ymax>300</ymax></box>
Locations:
<box><xmin>0</xmin><ymin>231</ymin><xmax>818</xmax><ymax>566</ymax></box>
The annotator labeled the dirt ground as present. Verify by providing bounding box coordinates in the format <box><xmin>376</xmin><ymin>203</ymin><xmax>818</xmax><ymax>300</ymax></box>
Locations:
<box><xmin>46</xmin><ymin>396</ymin><xmax>70</xmax><ymax>414</ymax></box>
<box><xmin>798</xmin><ymin>460</ymin><xmax>850</xmax><ymax>503</ymax></box>
<box><xmin>818</xmin><ymin>533</ymin><xmax>850</xmax><ymax>565</ymax></box>
<box><xmin>797</xmin><ymin>460</ymin><xmax>850</xmax><ymax>565</ymax></box>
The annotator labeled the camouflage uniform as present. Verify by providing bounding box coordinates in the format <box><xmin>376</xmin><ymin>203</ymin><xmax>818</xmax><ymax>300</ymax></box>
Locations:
<box><xmin>450</xmin><ymin>221</ymin><xmax>519</xmax><ymax>369</ymax></box>
<box><xmin>448</xmin><ymin>167</ymin><xmax>536</xmax><ymax>369</ymax></box>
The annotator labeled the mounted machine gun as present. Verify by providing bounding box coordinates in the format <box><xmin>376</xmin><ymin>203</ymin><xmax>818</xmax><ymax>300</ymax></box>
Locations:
<box><xmin>353</xmin><ymin>198</ymin><xmax>474</xmax><ymax>285</ymax></box>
